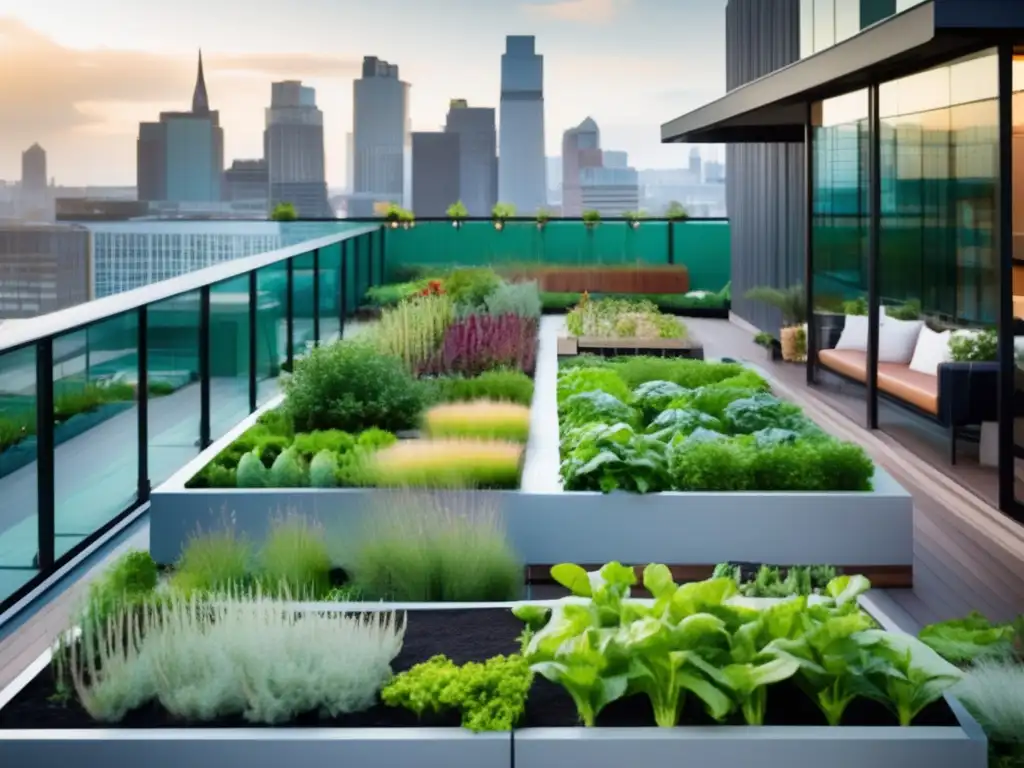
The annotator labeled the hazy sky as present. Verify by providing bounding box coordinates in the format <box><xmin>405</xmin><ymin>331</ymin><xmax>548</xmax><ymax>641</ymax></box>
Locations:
<box><xmin>0</xmin><ymin>0</ymin><xmax>727</xmax><ymax>187</ymax></box>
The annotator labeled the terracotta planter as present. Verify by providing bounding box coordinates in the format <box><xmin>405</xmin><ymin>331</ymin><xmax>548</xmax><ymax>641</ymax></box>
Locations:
<box><xmin>780</xmin><ymin>325</ymin><xmax>806</xmax><ymax>362</ymax></box>
<box><xmin>504</xmin><ymin>266</ymin><xmax>691</xmax><ymax>295</ymax></box>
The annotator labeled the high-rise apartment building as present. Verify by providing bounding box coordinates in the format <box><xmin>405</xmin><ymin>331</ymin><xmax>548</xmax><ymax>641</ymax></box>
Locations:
<box><xmin>19</xmin><ymin>144</ymin><xmax>51</xmax><ymax>220</ymax></box>
<box><xmin>580</xmin><ymin>165</ymin><xmax>640</xmax><ymax>218</ymax></box>
<box><xmin>224</xmin><ymin>159</ymin><xmax>269</xmax><ymax>211</ymax></box>
<box><xmin>0</xmin><ymin>224</ymin><xmax>89</xmax><ymax>318</ymax></box>
<box><xmin>351</xmin><ymin>56</ymin><xmax>410</xmax><ymax>217</ymax></box>
<box><xmin>445</xmin><ymin>100</ymin><xmax>497</xmax><ymax>217</ymax></box>
<box><xmin>137</xmin><ymin>51</ymin><xmax>224</xmax><ymax>204</ymax></box>
<box><xmin>264</xmin><ymin>81</ymin><xmax>332</xmax><ymax>218</ymax></box>
<box><xmin>498</xmin><ymin>36</ymin><xmax>547</xmax><ymax>214</ymax></box>
<box><xmin>561</xmin><ymin>118</ymin><xmax>603</xmax><ymax>217</ymax></box>
<box><xmin>411</xmin><ymin>132</ymin><xmax>461</xmax><ymax>217</ymax></box>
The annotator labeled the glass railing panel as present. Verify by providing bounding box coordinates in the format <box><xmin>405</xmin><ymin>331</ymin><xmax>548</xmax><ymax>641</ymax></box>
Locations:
<box><xmin>53</xmin><ymin>311</ymin><xmax>139</xmax><ymax>558</ymax></box>
<box><xmin>0</xmin><ymin>345</ymin><xmax>39</xmax><ymax>602</ymax></box>
<box><xmin>671</xmin><ymin>221</ymin><xmax>732</xmax><ymax>292</ymax></box>
<box><xmin>255</xmin><ymin>263</ymin><xmax>287</xmax><ymax>405</ymax></box>
<box><xmin>209</xmin><ymin>275</ymin><xmax>252</xmax><ymax>442</ymax></box>
<box><xmin>291</xmin><ymin>251</ymin><xmax>315</xmax><ymax>356</ymax></box>
<box><xmin>317</xmin><ymin>242</ymin><xmax>343</xmax><ymax>344</ymax></box>
<box><xmin>147</xmin><ymin>291</ymin><xmax>201</xmax><ymax>488</ymax></box>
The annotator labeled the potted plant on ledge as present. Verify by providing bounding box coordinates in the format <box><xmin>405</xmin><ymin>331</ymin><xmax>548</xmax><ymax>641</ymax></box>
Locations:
<box><xmin>623</xmin><ymin>210</ymin><xmax>646</xmax><ymax>230</ymax></box>
<box><xmin>270</xmin><ymin>202</ymin><xmax>297</xmax><ymax>222</ymax></box>
<box><xmin>582</xmin><ymin>209</ymin><xmax>601</xmax><ymax>230</ymax></box>
<box><xmin>492</xmin><ymin>202</ymin><xmax>516</xmax><ymax>231</ymax></box>
<box><xmin>385</xmin><ymin>203</ymin><xmax>415</xmax><ymax>229</ymax></box>
<box><xmin>447</xmin><ymin>200</ymin><xmax>468</xmax><ymax>229</ymax></box>
<box><xmin>665</xmin><ymin>201</ymin><xmax>689</xmax><ymax>221</ymax></box>
<box><xmin>536</xmin><ymin>209</ymin><xmax>551</xmax><ymax>230</ymax></box>
<box><xmin>745</xmin><ymin>284</ymin><xmax>808</xmax><ymax>362</ymax></box>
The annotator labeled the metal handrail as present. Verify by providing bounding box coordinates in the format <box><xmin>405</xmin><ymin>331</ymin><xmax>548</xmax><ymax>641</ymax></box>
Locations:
<box><xmin>0</xmin><ymin>225</ymin><xmax>381</xmax><ymax>355</ymax></box>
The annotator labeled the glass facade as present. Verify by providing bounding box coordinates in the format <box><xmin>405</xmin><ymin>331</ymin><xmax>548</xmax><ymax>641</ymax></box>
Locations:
<box><xmin>800</xmin><ymin>0</ymin><xmax>904</xmax><ymax>58</ymax></box>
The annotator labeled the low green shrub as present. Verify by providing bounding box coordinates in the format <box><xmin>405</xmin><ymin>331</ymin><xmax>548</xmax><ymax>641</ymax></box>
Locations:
<box><xmin>172</xmin><ymin>527</ymin><xmax>252</xmax><ymax>595</ymax></box>
<box><xmin>258</xmin><ymin>515</ymin><xmax>333</xmax><ymax>598</ymax></box>
<box><xmin>423</xmin><ymin>369</ymin><xmax>534</xmax><ymax>406</ymax></box>
<box><xmin>81</xmin><ymin>549</ymin><xmax>158</xmax><ymax>631</ymax></box>
<box><xmin>556</xmin><ymin>366</ymin><xmax>632</xmax><ymax>404</ymax></box>
<box><xmin>444</xmin><ymin>268</ymin><xmax>502</xmax><ymax>309</ymax></box>
<box><xmin>483</xmin><ymin>280</ymin><xmax>542</xmax><ymax>319</ymax></box>
<box><xmin>607</xmin><ymin>356</ymin><xmax>749</xmax><ymax>389</ymax></box>
<box><xmin>347</xmin><ymin>493</ymin><xmax>523</xmax><ymax>602</ymax></box>
<box><xmin>283</xmin><ymin>340</ymin><xmax>424</xmax><ymax>433</ymax></box>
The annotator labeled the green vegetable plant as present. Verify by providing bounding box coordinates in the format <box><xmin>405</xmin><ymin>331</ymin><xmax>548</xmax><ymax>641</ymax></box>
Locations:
<box><xmin>492</xmin><ymin>202</ymin><xmax>517</xmax><ymax>230</ymax></box>
<box><xmin>382</xmin><ymin>654</ymin><xmax>533</xmax><ymax>731</ymax></box>
<box><xmin>948</xmin><ymin>329</ymin><xmax>997</xmax><ymax>363</ymax></box>
<box><xmin>917</xmin><ymin>612</ymin><xmax>1016</xmax><ymax>664</ymax></box>
<box><xmin>560</xmin><ymin>422</ymin><xmax>671</xmax><ymax>493</ymax></box>
<box><xmin>516</xmin><ymin>561</ymin><xmax>957</xmax><ymax>729</ymax></box>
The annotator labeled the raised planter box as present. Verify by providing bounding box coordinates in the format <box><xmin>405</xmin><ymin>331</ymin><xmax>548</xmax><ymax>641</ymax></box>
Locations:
<box><xmin>557</xmin><ymin>336</ymin><xmax>704</xmax><ymax>360</ymax></box>
<box><xmin>0</xmin><ymin>603</ymin><xmax>987</xmax><ymax>768</ymax></box>
<box><xmin>149</xmin><ymin>397</ymin><xmax>913</xmax><ymax>571</ymax></box>
<box><xmin>0</xmin><ymin>400</ymin><xmax>134</xmax><ymax>480</ymax></box>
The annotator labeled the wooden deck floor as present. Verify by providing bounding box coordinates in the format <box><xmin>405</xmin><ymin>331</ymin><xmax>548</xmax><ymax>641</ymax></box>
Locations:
<box><xmin>689</xmin><ymin>316</ymin><xmax>1024</xmax><ymax>625</ymax></box>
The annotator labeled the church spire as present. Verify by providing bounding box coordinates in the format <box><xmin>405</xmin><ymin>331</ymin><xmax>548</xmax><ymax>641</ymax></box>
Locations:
<box><xmin>192</xmin><ymin>49</ymin><xmax>210</xmax><ymax>114</ymax></box>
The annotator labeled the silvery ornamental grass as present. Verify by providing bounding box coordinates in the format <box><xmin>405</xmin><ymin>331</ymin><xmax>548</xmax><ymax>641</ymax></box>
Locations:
<box><xmin>69</xmin><ymin>589</ymin><xmax>406</xmax><ymax>724</ymax></box>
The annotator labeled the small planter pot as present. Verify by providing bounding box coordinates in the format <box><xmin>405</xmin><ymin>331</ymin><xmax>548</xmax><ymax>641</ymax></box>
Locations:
<box><xmin>779</xmin><ymin>326</ymin><xmax>806</xmax><ymax>363</ymax></box>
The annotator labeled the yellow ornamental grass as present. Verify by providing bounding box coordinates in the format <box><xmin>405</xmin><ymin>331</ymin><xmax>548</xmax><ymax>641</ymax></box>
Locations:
<box><xmin>423</xmin><ymin>401</ymin><xmax>531</xmax><ymax>443</ymax></box>
<box><xmin>367</xmin><ymin>439</ymin><xmax>523</xmax><ymax>489</ymax></box>
<box><xmin>374</xmin><ymin>292</ymin><xmax>454</xmax><ymax>372</ymax></box>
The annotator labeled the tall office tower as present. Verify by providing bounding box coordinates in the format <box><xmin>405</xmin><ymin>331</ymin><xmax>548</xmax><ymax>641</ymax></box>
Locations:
<box><xmin>498</xmin><ymin>36</ymin><xmax>547</xmax><ymax>213</ymax></box>
<box><xmin>224</xmin><ymin>159</ymin><xmax>269</xmax><ymax>207</ymax></box>
<box><xmin>444</xmin><ymin>100</ymin><xmax>497</xmax><ymax>216</ymax></box>
<box><xmin>560</xmin><ymin>117</ymin><xmax>603</xmax><ymax>216</ymax></box>
<box><xmin>21</xmin><ymin>144</ymin><xmax>47</xmax><ymax>201</ymax></box>
<box><xmin>411</xmin><ymin>132</ymin><xmax>461</xmax><ymax>217</ymax></box>
<box><xmin>688</xmin><ymin>147</ymin><xmax>703</xmax><ymax>182</ymax></box>
<box><xmin>351</xmin><ymin>56</ymin><xmax>410</xmax><ymax>217</ymax></box>
<box><xmin>345</xmin><ymin>132</ymin><xmax>355</xmax><ymax>192</ymax></box>
<box><xmin>264</xmin><ymin>81</ymin><xmax>332</xmax><ymax>218</ymax></box>
<box><xmin>137</xmin><ymin>51</ymin><xmax>224</xmax><ymax>203</ymax></box>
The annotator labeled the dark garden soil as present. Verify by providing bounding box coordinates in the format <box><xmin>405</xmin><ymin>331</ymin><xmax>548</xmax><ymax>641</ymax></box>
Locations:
<box><xmin>0</xmin><ymin>608</ymin><xmax>958</xmax><ymax>730</ymax></box>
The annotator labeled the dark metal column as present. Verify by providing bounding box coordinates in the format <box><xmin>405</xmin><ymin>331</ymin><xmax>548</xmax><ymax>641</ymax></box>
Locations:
<box><xmin>248</xmin><ymin>270</ymin><xmax>258</xmax><ymax>412</ymax></box>
<box><xmin>198</xmin><ymin>285</ymin><xmax>211</xmax><ymax>450</ymax></box>
<box><xmin>866</xmin><ymin>83</ymin><xmax>881</xmax><ymax>430</ymax></box>
<box><xmin>285</xmin><ymin>259</ymin><xmax>294</xmax><ymax>370</ymax></box>
<box><xmin>312</xmin><ymin>248</ymin><xmax>321</xmax><ymax>345</ymax></box>
<box><xmin>379</xmin><ymin>227</ymin><xmax>387</xmax><ymax>283</ymax></box>
<box><xmin>137</xmin><ymin>306</ymin><xmax>150</xmax><ymax>503</ymax></box>
<box><xmin>997</xmin><ymin>42</ymin><xmax>1018</xmax><ymax>517</ymax></box>
<box><xmin>35</xmin><ymin>339</ymin><xmax>55</xmax><ymax>571</ymax></box>
<box><xmin>339</xmin><ymin>241</ymin><xmax>348</xmax><ymax>340</ymax></box>
<box><xmin>667</xmin><ymin>222</ymin><xmax>675</xmax><ymax>265</ymax></box>
<box><xmin>353</xmin><ymin>237</ymin><xmax>361</xmax><ymax>306</ymax></box>
<box><xmin>365</xmin><ymin>234</ymin><xmax>374</xmax><ymax>290</ymax></box>
<box><xmin>805</xmin><ymin>102</ymin><xmax>817</xmax><ymax>386</ymax></box>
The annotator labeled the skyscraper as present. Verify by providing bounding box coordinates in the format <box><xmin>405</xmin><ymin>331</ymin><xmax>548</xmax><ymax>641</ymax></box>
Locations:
<box><xmin>137</xmin><ymin>51</ymin><xmax>224</xmax><ymax>203</ymax></box>
<box><xmin>351</xmin><ymin>56</ymin><xmax>409</xmax><ymax>217</ymax></box>
<box><xmin>445</xmin><ymin>100</ymin><xmax>497</xmax><ymax>217</ymax></box>
<box><xmin>21</xmin><ymin>144</ymin><xmax>47</xmax><ymax>200</ymax></box>
<box><xmin>498</xmin><ymin>36</ymin><xmax>547</xmax><ymax>214</ymax></box>
<box><xmin>411</xmin><ymin>132</ymin><xmax>460</xmax><ymax>217</ymax></box>
<box><xmin>561</xmin><ymin>117</ymin><xmax>602</xmax><ymax>217</ymax></box>
<box><xmin>265</xmin><ymin>81</ymin><xmax>332</xmax><ymax>218</ymax></box>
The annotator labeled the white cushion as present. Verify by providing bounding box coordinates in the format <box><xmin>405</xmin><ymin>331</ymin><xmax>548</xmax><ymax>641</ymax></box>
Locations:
<box><xmin>909</xmin><ymin>325</ymin><xmax>951</xmax><ymax>376</ymax></box>
<box><xmin>834</xmin><ymin>315</ymin><xmax>871</xmax><ymax>351</ymax></box>
<box><xmin>878</xmin><ymin>318</ymin><xmax>924</xmax><ymax>363</ymax></box>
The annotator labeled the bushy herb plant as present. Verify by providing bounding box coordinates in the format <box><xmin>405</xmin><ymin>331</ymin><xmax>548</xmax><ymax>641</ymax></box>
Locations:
<box><xmin>283</xmin><ymin>340</ymin><xmax>424</xmax><ymax>433</ymax></box>
<box><xmin>483</xmin><ymin>280</ymin><xmax>542</xmax><ymax>319</ymax></box>
<box><xmin>423</xmin><ymin>369</ymin><xmax>534</xmax><ymax>406</ymax></box>
<box><xmin>382</xmin><ymin>654</ymin><xmax>532</xmax><ymax>731</ymax></box>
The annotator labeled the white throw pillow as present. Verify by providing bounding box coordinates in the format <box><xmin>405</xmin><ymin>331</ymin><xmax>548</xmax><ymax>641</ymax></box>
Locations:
<box><xmin>834</xmin><ymin>315</ymin><xmax>871</xmax><ymax>351</ymax></box>
<box><xmin>908</xmin><ymin>326</ymin><xmax>951</xmax><ymax>376</ymax></box>
<box><xmin>878</xmin><ymin>318</ymin><xmax>924</xmax><ymax>363</ymax></box>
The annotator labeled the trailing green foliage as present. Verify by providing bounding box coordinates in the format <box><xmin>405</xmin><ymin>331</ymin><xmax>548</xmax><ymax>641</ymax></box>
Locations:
<box><xmin>381</xmin><ymin>654</ymin><xmax>533</xmax><ymax>731</ymax></box>
<box><xmin>514</xmin><ymin>563</ymin><xmax>960</xmax><ymax>728</ymax></box>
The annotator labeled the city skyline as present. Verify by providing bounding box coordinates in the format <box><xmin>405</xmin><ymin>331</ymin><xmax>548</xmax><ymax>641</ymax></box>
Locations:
<box><xmin>0</xmin><ymin>0</ymin><xmax>727</xmax><ymax>187</ymax></box>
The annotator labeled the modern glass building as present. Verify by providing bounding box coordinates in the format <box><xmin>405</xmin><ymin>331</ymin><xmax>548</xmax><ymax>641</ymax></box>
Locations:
<box><xmin>499</xmin><ymin>36</ymin><xmax>548</xmax><ymax>214</ymax></box>
<box><xmin>663</xmin><ymin>0</ymin><xmax>1024</xmax><ymax>519</ymax></box>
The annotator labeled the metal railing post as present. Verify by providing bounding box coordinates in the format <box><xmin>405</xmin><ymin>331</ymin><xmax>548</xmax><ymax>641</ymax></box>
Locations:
<box><xmin>198</xmin><ymin>285</ymin><xmax>212</xmax><ymax>449</ymax></box>
<box><xmin>248</xmin><ymin>271</ymin><xmax>258</xmax><ymax>412</ymax></box>
<box><xmin>285</xmin><ymin>259</ymin><xmax>294</xmax><ymax>370</ymax></box>
<box><xmin>312</xmin><ymin>248</ymin><xmax>321</xmax><ymax>345</ymax></box>
<box><xmin>35</xmin><ymin>339</ymin><xmax>55</xmax><ymax>571</ymax></box>
<box><xmin>137</xmin><ymin>306</ymin><xmax>150</xmax><ymax>503</ymax></box>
